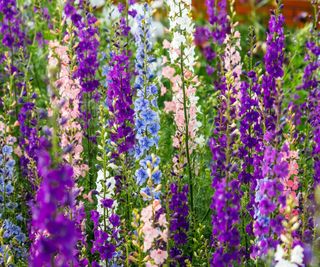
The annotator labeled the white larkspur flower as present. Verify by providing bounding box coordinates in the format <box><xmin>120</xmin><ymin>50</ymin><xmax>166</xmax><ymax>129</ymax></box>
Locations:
<box><xmin>274</xmin><ymin>245</ymin><xmax>304</xmax><ymax>267</ymax></box>
<box><xmin>171</xmin><ymin>32</ymin><xmax>186</xmax><ymax>50</ymax></box>
<box><xmin>164</xmin><ymin>0</ymin><xmax>200</xmax><ymax>152</ymax></box>
<box><xmin>291</xmin><ymin>245</ymin><xmax>304</xmax><ymax>265</ymax></box>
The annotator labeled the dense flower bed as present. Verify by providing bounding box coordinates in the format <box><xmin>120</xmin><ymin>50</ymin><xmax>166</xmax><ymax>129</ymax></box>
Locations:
<box><xmin>0</xmin><ymin>0</ymin><xmax>319</xmax><ymax>266</ymax></box>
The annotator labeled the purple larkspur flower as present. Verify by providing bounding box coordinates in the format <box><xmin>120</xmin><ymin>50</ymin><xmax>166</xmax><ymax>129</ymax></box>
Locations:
<box><xmin>30</xmin><ymin>149</ymin><xmax>80</xmax><ymax>266</ymax></box>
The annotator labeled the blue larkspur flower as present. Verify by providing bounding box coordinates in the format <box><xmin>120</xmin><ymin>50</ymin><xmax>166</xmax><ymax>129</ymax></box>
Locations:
<box><xmin>136</xmin><ymin>168</ymin><xmax>148</xmax><ymax>186</ymax></box>
<box><xmin>5</xmin><ymin>183</ymin><xmax>14</xmax><ymax>194</ymax></box>
<box><xmin>0</xmin><ymin>143</ymin><xmax>26</xmax><ymax>262</ymax></box>
<box><xmin>133</xmin><ymin>4</ymin><xmax>162</xmax><ymax>192</ymax></box>
<box><xmin>140</xmin><ymin>109</ymin><xmax>157</xmax><ymax>124</ymax></box>
<box><xmin>2</xmin><ymin>145</ymin><xmax>13</xmax><ymax>155</ymax></box>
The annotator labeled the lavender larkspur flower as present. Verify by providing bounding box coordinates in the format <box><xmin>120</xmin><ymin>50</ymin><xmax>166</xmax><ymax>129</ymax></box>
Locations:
<box><xmin>206</xmin><ymin>0</ymin><xmax>229</xmax><ymax>45</ymax></box>
<box><xmin>251</xmin><ymin>146</ymin><xmax>287</xmax><ymax>258</ymax></box>
<box><xmin>90</xmin><ymin>210</ymin><xmax>119</xmax><ymax>263</ymax></box>
<box><xmin>239</xmin><ymin>67</ymin><xmax>264</xmax><ymax>254</ymax></box>
<box><xmin>195</xmin><ymin>0</ymin><xmax>229</xmax><ymax>76</ymax></box>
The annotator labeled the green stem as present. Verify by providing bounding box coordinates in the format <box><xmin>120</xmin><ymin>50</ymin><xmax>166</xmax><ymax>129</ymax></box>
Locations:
<box><xmin>179</xmin><ymin>4</ymin><xmax>194</xmax><ymax>216</ymax></box>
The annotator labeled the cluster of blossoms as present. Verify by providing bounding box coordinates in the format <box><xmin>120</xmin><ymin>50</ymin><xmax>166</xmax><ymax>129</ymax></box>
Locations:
<box><xmin>239</xmin><ymin>69</ymin><xmax>264</xmax><ymax>228</ymax></box>
<box><xmin>105</xmin><ymin>4</ymin><xmax>135</xmax><ymax>157</ymax></box>
<box><xmin>194</xmin><ymin>0</ymin><xmax>229</xmax><ymax>76</ymax></box>
<box><xmin>0</xmin><ymin>142</ymin><xmax>27</xmax><ymax>263</ymax></box>
<box><xmin>133</xmin><ymin>4</ymin><xmax>162</xmax><ymax>192</ymax></box>
<box><xmin>205</xmin><ymin>0</ymin><xmax>229</xmax><ymax>45</ymax></box>
<box><xmin>140</xmin><ymin>200</ymin><xmax>168</xmax><ymax>266</ymax></box>
<box><xmin>106</xmin><ymin>50</ymin><xmax>135</xmax><ymax>156</ymax></box>
<box><xmin>209</xmin><ymin>24</ymin><xmax>242</xmax><ymax>266</ymax></box>
<box><xmin>252</xmin><ymin>146</ymin><xmax>287</xmax><ymax>258</ymax></box>
<box><xmin>30</xmin><ymin>149</ymin><xmax>79</xmax><ymax>266</ymax></box>
<box><xmin>0</xmin><ymin>0</ymin><xmax>25</xmax><ymax>49</ymax></box>
<box><xmin>64</xmin><ymin>0</ymin><xmax>100</xmax><ymax>132</ymax></box>
<box><xmin>90</xmin><ymin>205</ymin><xmax>120</xmax><ymax>265</ymax></box>
<box><xmin>261</xmin><ymin>7</ymin><xmax>285</xmax><ymax>131</ymax></box>
<box><xmin>18</xmin><ymin>100</ymin><xmax>40</xmax><ymax>188</ymax></box>
<box><xmin>303</xmin><ymin>40</ymin><xmax>320</xmax><ymax>186</ymax></box>
<box><xmin>168</xmin><ymin>183</ymin><xmax>189</xmax><ymax>266</ymax></box>
<box><xmin>281</xmin><ymin>147</ymin><xmax>300</xmax><ymax>214</ymax></box>
<box><xmin>163</xmin><ymin>0</ymin><xmax>201</xmax><ymax>152</ymax></box>
<box><xmin>48</xmin><ymin>39</ymin><xmax>88</xmax><ymax>178</ymax></box>
<box><xmin>275</xmin><ymin>242</ymin><xmax>304</xmax><ymax>267</ymax></box>
<box><xmin>252</xmin><ymin>3</ymin><xmax>287</xmax><ymax>259</ymax></box>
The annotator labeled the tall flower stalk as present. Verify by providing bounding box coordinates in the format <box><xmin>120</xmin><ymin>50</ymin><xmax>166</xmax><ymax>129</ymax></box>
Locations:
<box><xmin>209</xmin><ymin>19</ymin><xmax>242</xmax><ymax>266</ymax></box>
<box><xmin>238</xmin><ymin>27</ymin><xmax>264</xmax><ymax>259</ymax></box>
<box><xmin>64</xmin><ymin>0</ymin><xmax>100</xmax><ymax>189</ymax></box>
<box><xmin>99</xmin><ymin>2</ymin><xmax>137</xmax><ymax>265</ymax></box>
<box><xmin>0</xmin><ymin>139</ymin><xmax>27</xmax><ymax>265</ymax></box>
<box><xmin>105</xmin><ymin>4</ymin><xmax>135</xmax><ymax>158</ymax></box>
<box><xmin>48</xmin><ymin>39</ymin><xmax>88</xmax><ymax>178</ymax></box>
<box><xmin>261</xmin><ymin>2</ymin><xmax>285</xmax><ymax>132</ymax></box>
<box><xmin>163</xmin><ymin>0</ymin><xmax>200</xmax><ymax>215</ymax></box>
<box><xmin>133</xmin><ymin>4</ymin><xmax>161</xmax><ymax>195</ymax></box>
<box><xmin>252</xmin><ymin>1</ymin><xmax>287</xmax><ymax>260</ymax></box>
<box><xmin>47</xmin><ymin>38</ymin><xmax>89</xmax><ymax>263</ymax></box>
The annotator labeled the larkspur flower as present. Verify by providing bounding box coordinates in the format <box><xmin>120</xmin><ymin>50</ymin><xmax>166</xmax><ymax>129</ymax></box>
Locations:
<box><xmin>0</xmin><ymin>0</ymin><xmax>25</xmax><ymax>48</ymax></box>
<box><xmin>0</xmin><ymin>141</ymin><xmax>27</xmax><ymax>264</ymax></box>
<box><xmin>209</xmin><ymin>24</ymin><xmax>242</xmax><ymax>266</ymax></box>
<box><xmin>251</xmin><ymin>3</ymin><xmax>287</xmax><ymax>259</ymax></box>
<box><xmin>239</xmin><ymin>66</ymin><xmax>264</xmax><ymax>248</ymax></box>
<box><xmin>195</xmin><ymin>0</ymin><xmax>229</xmax><ymax>76</ymax></box>
<box><xmin>140</xmin><ymin>200</ymin><xmax>168</xmax><ymax>266</ymax></box>
<box><xmin>261</xmin><ymin>7</ymin><xmax>285</xmax><ymax>132</ymax></box>
<box><xmin>48</xmin><ymin>39</ymin><xmax>88</xmax><ymax>178</ymax></box>
<box><xmin>90</xmin><ymin>210</ymin><xmax>118</xmax><ymax>262</ymax></box>
<box><xmin>106</xmin><ymin>50</ymin><xmax>134</xmax><ymax>156</ymax></box>
<box><xmin>18</xmin><ymin>100</ymin><xmax>40</xmax><ymax>188</ymax></box>
<box><xmin>169</xmin><ymin>183</ymin><xmax>189</xmax><ymax>265</ymax></box>
<box><xmin>30</xmin><ymin>149</ymin><xmax>79</xmax><ymax>266</ymax></box>
<box><xmin>252</xmin><ymin>146</ymin><xmax>287</xmax><ymax>258</ymax></box>
<box><xmin>163</xmin><ymin>2</ymin><xmax>202</xmax><ymax>229</ymax></box>
<box><xmin>133</xmin><ymin>4</ymin><xmax>162</xmax><ymax>193</ymax></box>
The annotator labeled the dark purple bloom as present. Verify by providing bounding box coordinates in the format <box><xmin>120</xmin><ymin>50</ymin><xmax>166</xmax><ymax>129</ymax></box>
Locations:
<box><xmin>106</xmin><ymin>51</ymin><xmax>135</xmax><ymax>157</ymax></box>
<box><xmin>195</xmin><ymin>0</ymin><xmax>229</xmax><ymax>77</ymax></box>
<box><xmin>0</xmin><ymin>0</ymin><xmax>25</xmax><ymax>48</ymax></box>
<box><xmin>261</xmin><ymin>9</ymin><xmax>285</xmax><ymax>131</ymax></box>
<box><xmin>101</xmin><ymin>198</ymin><xmax>114</xmax><ymax>209</ymax></box>
<box><xmin>169</xmin><ymin>183</ymin><xmax>189</xmax><ymax>266</ymax></box>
